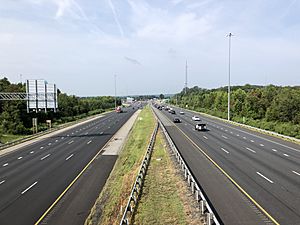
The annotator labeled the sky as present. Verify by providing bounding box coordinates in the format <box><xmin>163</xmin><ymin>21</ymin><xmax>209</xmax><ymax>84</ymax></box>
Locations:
<box><xmin>0</xmin><ymin>0</ymin><xmax>299</xmax><ymax>96</ymax></box>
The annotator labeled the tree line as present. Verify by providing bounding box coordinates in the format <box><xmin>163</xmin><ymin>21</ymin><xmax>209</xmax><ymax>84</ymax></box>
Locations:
<box><xmin>0</xmin><ymin>77</ymin><xmax>121</xmax><ymax>138</ymax></box>
<box><xmin>170</xmin><ymin>84</ymin><xmax>300</xmax><ymax>138</ymax></box>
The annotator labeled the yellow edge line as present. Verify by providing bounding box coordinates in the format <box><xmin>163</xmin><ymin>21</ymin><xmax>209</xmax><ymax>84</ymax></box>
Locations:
<box><xmin>34</xmin><ymin>132</ymin><xmax>117</xmax><ymax>225</ymax></box>
<box><xmin>163</xmin><ymin>113</ymin><xmax>280</xmax><ymax>225</ymax></box>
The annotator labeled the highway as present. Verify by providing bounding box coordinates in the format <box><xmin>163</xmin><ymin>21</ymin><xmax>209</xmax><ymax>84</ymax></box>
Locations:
<box><xmin>0</xmin><ymin>106</ymin><xmax>138</xmax><ymax>225</ymax></box>
<box><xmin>153</xmin><ymin>105</ymin><xmax>300</xmax><ymax>225</ymax></box>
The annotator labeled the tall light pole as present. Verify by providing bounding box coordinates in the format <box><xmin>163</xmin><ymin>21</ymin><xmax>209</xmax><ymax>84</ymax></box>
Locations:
<box><xmin>227</xmin><ymin>33</ymin><xmax>233</xmax><ymax>121</ymax></box>
<box><xmin>114</xmin><ymin>74</ymin><xmax>117</xmax><ymax>109</ymax></box>
<box><xmin>185</xmin><ymin>60</ymin><xmax>188</xmax><ymax>94</ymax></box>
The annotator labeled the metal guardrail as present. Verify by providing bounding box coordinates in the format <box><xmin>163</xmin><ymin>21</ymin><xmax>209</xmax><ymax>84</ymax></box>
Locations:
<box><xmin>119</xmin><ymin>121</ymin><xmax>159</xmax><ymax>225</ymax></box>
<box><xmin>152</xmin><ymin>107</ymin><xmax>221</xmax><ymax>225</ymax></box>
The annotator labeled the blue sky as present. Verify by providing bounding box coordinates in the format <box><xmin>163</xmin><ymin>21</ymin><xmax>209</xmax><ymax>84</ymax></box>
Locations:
<box><xmin>0</xmin><ymin>0</ymin><xmax>299</xmax><ymax>96</ymax></box>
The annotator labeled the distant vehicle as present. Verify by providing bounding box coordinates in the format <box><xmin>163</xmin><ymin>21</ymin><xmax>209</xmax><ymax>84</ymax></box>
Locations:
<box><xmin>192</xmin><ymin>116</ymin><xmax>201</xmax><ymax>121</ymax></box>
<box><xmin>116</xmin><ymin>106</ymin><xmax>123</xmax><ymax>113</ymax></box>
<box><xmin>179</xmin><ymin>111</ymin><xmax>185</xmax><ymax>115</ymax></box>
<box><xmin>173</xmin><ymin>118</ymin><xmax>181</xmax><ymax>123</ymax></box>
<box><xmin>169</xmin><ymin>109</ymin><xmax>176</xmax><ymax>114</ymax></box>
<box><xmin>195</xmin><ymin>123</ymin><xmax>207</xmax><ymax>131</ymax></box>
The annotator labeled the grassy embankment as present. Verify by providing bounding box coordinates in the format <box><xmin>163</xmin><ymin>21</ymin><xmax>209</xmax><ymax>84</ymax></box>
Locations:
<box><xmin>0</xmin><ymin>134</ymin><xmax>28</xmax><ymax>144</ymax></box>
<box><xmin>85</xmin><ymin>106</ymin><xmax>155</xmax><ymax>225</ymax></box>
<box><xmin>133</xmin><ymin>130</ymin><xmax>202</xmax><ymax>225</ymax></box>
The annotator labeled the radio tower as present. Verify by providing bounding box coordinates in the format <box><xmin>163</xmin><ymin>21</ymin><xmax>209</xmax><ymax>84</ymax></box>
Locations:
<box><xmin>185</xmin><ymin>60</ymin><xmax>188</xmax><ymax>94</ymax></box>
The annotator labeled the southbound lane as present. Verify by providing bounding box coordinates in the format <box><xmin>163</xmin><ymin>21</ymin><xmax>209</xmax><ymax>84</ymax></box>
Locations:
<box><xmin>0</xmin><ymin>107</ymin><xmax>137</xmax><ymax>225</ymax></box>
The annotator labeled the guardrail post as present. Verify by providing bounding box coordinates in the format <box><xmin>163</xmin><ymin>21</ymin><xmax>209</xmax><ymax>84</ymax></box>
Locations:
<box><xmin>206</xmin><ymin>213</ymin><xmax>213</xmax><ymax>225</ymax></box>
<box><xmin>187</xmin><ymin>174</ymin><xmax>191</xmax><ymax>186</ymax></box>
<box><xmin>200</xmin><ymin>200</ymin><xmax>205</xmax><ymax>215</ymax></box>
<box><xmin>184</xmin><ymin>168</ymin><xmax>187</xmax><ymax>179</ymax></box>
<box><xmin>191</xmin><ymin>181</ymin><xmax>195</xmax><ymax>193</ymax></box>
<box><xmin>195</xmin><ymin>190</ymin><xmax>199</xmax><ymax>201</ymax></box>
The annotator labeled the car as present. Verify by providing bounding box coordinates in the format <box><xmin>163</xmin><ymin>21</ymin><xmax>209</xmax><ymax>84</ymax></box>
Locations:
<box><xmin>195</xmin><ymin>123</ymin><xmax>207</xmax><ymax>131</ymax></box>
<box><xmin>170</xmin><ymin>110</ymin><xmax>176</xmax><ymax>114</ymax></box>
<box><xmin>192</xmin><ymin>115</ymin><xmax>201</xmax><ymax>121</ymax></box>
<box><xmin>173</xmin><ymin>118</ymin><xmax>181</xmax><ymax>123</ymax></box>
<box><xmin>179</xmin><ymin>111</ymin><xmax>185</xmax><ymax>115</ymax></box>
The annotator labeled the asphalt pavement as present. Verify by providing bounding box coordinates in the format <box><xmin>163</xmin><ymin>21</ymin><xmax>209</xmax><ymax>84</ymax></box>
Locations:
<box><xmin>154</xmin><ymin>105</ymin><xmax>300</xmax><ymax>225</ymax></box>
<box><xmin>0</xmin><ymin>106</ymin><xmax>138</xmax><ymax>225</ymax></box>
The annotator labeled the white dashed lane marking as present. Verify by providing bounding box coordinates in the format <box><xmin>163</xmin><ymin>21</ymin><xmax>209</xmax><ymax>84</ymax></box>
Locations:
<box><xmin>256</xmin><ymin>172</ymin><xmax>274</xmax><ymax>184</ymax></box>
<box><xmin>87</xmin><ymin>140</ymin><xmax>92</xmax><ymax>145</ymax></box>
<box><xmin>21</xmin><ymin>181</ymin><xmax>38</xmax><ymax>195</ymax></box>
<box><xmin>66</xmin><ymin>154</ymin><xmax>74</xmax><ymax>161</ymax></box>
<box><xmin>203</xmin><ymin>136</ymin><xmax>208</xmax><ymax>139</ymax></box>
<box><xmin>246</xmin><ymin>147</ymin><xmax>256</xmax><ymax>153</ymax></box>
<box><xmin>292</xmin><ymin>171</ymin><xmax>300</xmax><ymax>176</ymax></box>
<box><xmin>41</xmin><ymin>154</ymin><xmax>51</xmax><ymax>160</ymax></box>
<box><xmin>222</xmin><ymin>135</ymin><xmax>228</xmax><ymax>139</ymax></box>
<box><xmin>221</xmin><ymin>148</ymin><xmax>229</xmax><ymax>154</ymax></box>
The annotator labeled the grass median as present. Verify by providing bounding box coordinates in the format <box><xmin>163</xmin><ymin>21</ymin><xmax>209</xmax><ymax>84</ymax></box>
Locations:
<box><xmin>133</xmin><ymin>130</ymin><xmax>202</xmax><ymax>225</ymax></box>
<box><xmin>85</xmin><ymin>106</ymin><xmax>156</xmax><ymax>225</ymax></box>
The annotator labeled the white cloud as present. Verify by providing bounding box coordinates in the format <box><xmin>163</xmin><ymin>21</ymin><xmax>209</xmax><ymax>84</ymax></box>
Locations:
<box><xmin>107</xmin><ymin>0</ymin><xmax>125</xmax><ymax>37</ymax></box>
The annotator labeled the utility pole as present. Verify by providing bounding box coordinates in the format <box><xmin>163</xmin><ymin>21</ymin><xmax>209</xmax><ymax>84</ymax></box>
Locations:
<box><xmin>114</xmin><ymin>74</ymin><xmax>117</xmax><ymax>109</ymax></box>
<box><xmin>227</xmin><ymin>33</ymin><xmax>233</xmax><ymax>121</ymax></box>
<box><xmin>185</xmin><ymin>60</ymin><xmax>188</xmax><ymax>94</ymax></box>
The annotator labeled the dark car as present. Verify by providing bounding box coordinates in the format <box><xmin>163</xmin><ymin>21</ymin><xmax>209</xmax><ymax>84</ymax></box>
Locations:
<box><xmin>173</xmin><ymin>118</ymin><xmax>181</xmax><ymax>123</ymax></box>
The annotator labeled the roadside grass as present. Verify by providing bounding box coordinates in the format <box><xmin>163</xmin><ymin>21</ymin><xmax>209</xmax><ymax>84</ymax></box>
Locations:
<box><xmin>133</xmin><ymin>130</ymin><xmax>202</xmax><ymax>225</ymax></box>
<box><xmin>85</xmin><ymin>106</ymin><xmax>156</xmax><ymax>225</ymax></box>
<box><xmin>0</xmin><ymin>134</ymin><xmax>28</xmax><ymax>144</ymax></box>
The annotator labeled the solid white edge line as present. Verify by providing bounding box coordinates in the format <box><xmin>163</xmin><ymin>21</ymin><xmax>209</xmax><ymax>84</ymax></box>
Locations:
<box><xmin>256</xmin><ymin>172</ymin><xmax>274</xmax><ymax>184</ymax></box>
<box><xmin>292</xmin><ymin>171</ymin><xmax>300</xmax><ymax>176</ymax></box>
<box><xmin>246</xmin><ymin>147</ymin><xmax>256</xmax><ymax>153</ymax></box>
<box><xmin>65</xmin><ymin>154</ymin><xmax>74</xmax><ymax>161</ymax></box>
<box><xmin>221</xmin><ymin>148</ymin><xmax>229</xmax><ymax>154</ymax></box>
<box><xmin>41</xmin><ymin>154</ymin><xmax>50</xmax><ymax>160</ymax></box>
<box><xmin>21</xmin><ymin>181</ymin><xmax>38</xmax><ymax>195</ymax></box>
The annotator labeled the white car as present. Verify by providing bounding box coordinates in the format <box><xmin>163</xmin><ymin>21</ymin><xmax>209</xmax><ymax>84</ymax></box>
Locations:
<box><xmin>195</xmin><ymin>123</ymin><xmax>207</xmax><ymax>131</ymax></box>
<box><xmin>192</xmin><ymin>116</ymin><xmax>201</xmax><ymax>121</ymax></box>
<box><xmin>179</xmin><ymin>111</ymin><xmax>185</xmax><ymax>115</ymax></box>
